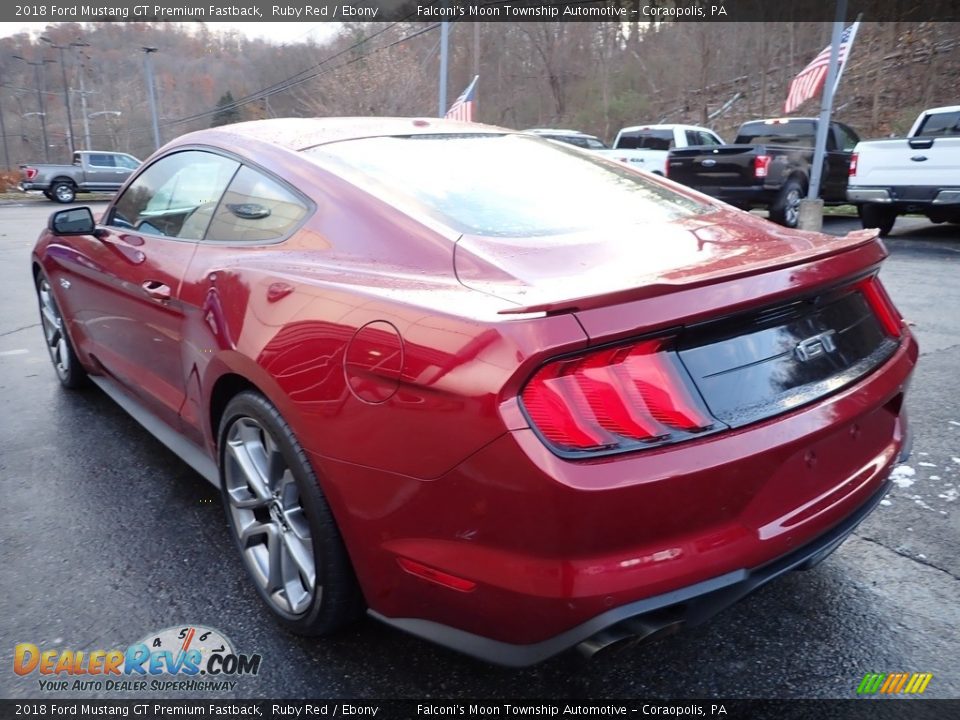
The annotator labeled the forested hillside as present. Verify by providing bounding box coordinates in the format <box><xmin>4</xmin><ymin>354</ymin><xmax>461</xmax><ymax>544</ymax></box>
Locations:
<box><xmin>0</xmin><ymin>20</ymin><xmax>956</xmax><ymax>166</ymax></box>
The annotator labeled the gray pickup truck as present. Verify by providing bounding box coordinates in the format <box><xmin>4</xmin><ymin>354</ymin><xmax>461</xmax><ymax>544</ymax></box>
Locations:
<box><xmin>18</xmin><ymin>150</ymin><xmax>141</xmax><ymax>203</ymax></box>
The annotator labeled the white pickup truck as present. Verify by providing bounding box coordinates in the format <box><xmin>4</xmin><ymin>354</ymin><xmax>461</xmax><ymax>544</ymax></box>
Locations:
<box><xmin>848</xmin><ymin>105</ymin><xmax>960</xmax><ymax>235</ymax></box>
<box><xmin>596</xmin><ymin>124</ymin><xmax>724</xmax><ymax>175</ymax></box>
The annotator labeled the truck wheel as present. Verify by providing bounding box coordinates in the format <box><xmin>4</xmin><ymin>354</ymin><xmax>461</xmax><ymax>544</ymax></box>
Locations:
<box><xmin>51</xmin><ymin>182</ymin><xmax>76</xmax><ymax>204</ymax></box>
<box><xmin>861</xmin><ymin>205</ymin><xmax>896</xmax><ymax>236</ymax></box>
<box><xmin>769</xmin><ymin>178</ymin><xmax>805</xmax><ymax>229</ymax></box>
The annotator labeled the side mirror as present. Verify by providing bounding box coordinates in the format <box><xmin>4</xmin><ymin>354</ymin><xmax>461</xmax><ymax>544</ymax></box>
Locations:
<box><xmin>48</xmin><ymin>207</ymin><xmax>97</xmax><ymax>236</ymax></box>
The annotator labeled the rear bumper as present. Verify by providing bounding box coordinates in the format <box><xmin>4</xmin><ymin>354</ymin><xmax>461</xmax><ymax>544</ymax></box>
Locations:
<box><xmin>848</xmin><ymin>186</ymin><xmax>960</xmax><ymax>207</ymax></box>
<box><xmin>371</xmin><ymin>477</ymin><xmax>891</xmax><ymax>666</ymax></box>
<box><xmin>318</xmin><ymin>329</ymin><xmax>917</xmax><ymax>662</ymax></box>
<box><xmin>17</xmin><ymin>182</ymin><xmax>44</xmax><ymax>192</ymax></box>
<box><xmin>685</xmin><ymin>184</ymin><xmax>778</xmax><ymax>208</ymax></box>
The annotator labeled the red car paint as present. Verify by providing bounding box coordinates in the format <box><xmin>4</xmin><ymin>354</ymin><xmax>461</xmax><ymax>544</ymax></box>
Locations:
<box><xmin>32</xmin><ymin>118</ymin><xmax>917</xmax><ymax>664</ymax></box>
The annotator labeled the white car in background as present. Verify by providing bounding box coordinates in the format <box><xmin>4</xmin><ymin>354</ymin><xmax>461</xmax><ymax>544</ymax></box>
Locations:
<box><xmin>523</xmin><ymin>128</ymin><xmax>609</xmax><ymax>151</ymax></box>
<box><xmin>598</xmin><ymin>124</ymin><xmax>724</xmax><ymax>175</ymax></box>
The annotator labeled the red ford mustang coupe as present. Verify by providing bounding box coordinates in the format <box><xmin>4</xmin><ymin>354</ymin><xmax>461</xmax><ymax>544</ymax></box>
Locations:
<box><xmin>32</xmin><ymin>118</ymin><xmax>917</xmax><ymax>665</ymax></box>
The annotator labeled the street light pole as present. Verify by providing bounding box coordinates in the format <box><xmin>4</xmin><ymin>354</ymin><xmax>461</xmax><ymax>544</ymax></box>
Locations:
<box><xmin>13</xmin><ymin>55</ymin><xmax>54</xmax><ymax>162</ymax></box>
<box><xmin>142</xmin><ymin>47</ymin><xmax>161</xmax><ymax>150</ymax></box>
<box><xmin>40</xmin><ymin>37</ymin><xmax>90</xmax><ymax>157</ymax></box>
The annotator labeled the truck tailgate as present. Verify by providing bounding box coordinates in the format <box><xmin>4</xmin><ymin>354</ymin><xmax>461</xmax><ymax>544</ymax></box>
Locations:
<box><xmin>668</xmin><ymin>145</ymin><xmax>759</xmax><ymax>187</ymax></box>
<box><xmin>854</xmin><ymin>137</ymin><xmax>960</xmax><ymax>189</ymax></box>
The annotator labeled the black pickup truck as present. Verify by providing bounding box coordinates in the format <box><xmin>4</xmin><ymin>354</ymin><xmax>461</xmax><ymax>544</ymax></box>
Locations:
<box><xmin>666</xmin><ymin>118</ymin><xmax>861</xmax><ymax>228</ymax></box>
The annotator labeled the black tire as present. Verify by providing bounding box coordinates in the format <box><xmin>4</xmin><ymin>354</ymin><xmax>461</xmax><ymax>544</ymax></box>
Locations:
<box><xmin>219</xmin><ymin>391</ymin><xmax>362</xmax><ymax>635</ymax></box>
<box><xmin>35</xmin><ymin>271</ymin><xmax>89</xmax><ymax>389</ymax></box>
<box><xmin>861</xmin><ymin>204</ymin><xmax>896</xmax><ymax>236</ymax></box>
<box><xmin>43</xmin><ymin>190</ymin><xmax>55</xmax><ymax>201</ymax></box>
<box><xmin>51</xmin><ymin>181</ymin><xmax>76</xmax><ymax>204</ymax></box>
<box><xmin>769</xmin><ymin>177</ymin><xmax>806</xmax><ymax>229</ymax></box>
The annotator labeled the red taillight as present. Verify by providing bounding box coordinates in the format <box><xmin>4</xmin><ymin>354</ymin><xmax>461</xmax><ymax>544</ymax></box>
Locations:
<box><xmin>859</xmin><ymin>277</ymin><xmax>902</xmax><ymax>338</ymax></box>
<box><xmin>397</xmin><ymin>557</ymin><xmax>477</xmax><ymax>592</ymax></box>
<box><xmin>23</xmin><ymin>167</ymin><xmax>38</xmax><ymax>180</ymax></box>
<box><xmin>849</xmin><ymin>152</ymin><xmax>858</xmax><ymax>177</ymax></box>
<box><xmin>520</xmin><ymin>338</ymin><xmax>716</xmax><ymax>454</ymax></box>
<box><xmin>753</xmin><ymin>155</ymin><xmax>771</xmax><ymax>179</ymax></box>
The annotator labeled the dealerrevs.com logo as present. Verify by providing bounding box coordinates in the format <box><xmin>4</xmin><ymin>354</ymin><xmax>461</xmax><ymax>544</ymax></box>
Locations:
<box><xmin>14</xmin><ymin>625</ymin><xmax>262</xmax><ymax>693</ymax></box>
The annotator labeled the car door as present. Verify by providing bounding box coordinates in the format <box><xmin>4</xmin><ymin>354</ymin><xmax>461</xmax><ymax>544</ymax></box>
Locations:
<box><xmin>84</xmin><ymin>153</ymin><xmax>121</xmax><ymax>190</ymax></box>
<box><xmin>825</xmin><ymin>123</ymin><xmax>859</xmax><ymax>200</ymax></box>
<box><xmin>67</xmin><ymin>149</ymin><xmax>240</xmax><ymax>429</ymax></box>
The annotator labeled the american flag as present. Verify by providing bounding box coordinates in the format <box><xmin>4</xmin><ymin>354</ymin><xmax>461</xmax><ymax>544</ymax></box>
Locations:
<box><xmin>445</xmin><ymin>75</ymin><xmax>478</xmax><ymax>122</ymax></box>
<box><xmin>784</xmin><ymin>22</ymin><xmax>859</xmax><ymax>114</ymax></box>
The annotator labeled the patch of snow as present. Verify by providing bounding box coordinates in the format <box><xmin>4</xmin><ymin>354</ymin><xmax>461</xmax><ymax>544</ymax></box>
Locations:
<box><xmin>938</xmin><ymin>488</ymin><xmax>959</xmax><ymax>502</ymax></box>
<box><xmin>930</xmin><ymin>475</ymin><xmax>941</xmax><ymax>481</ymax></box>
<box><xmin>890</xmin><ymin>465</ymin><xmax>916</xmax><ymax>488</ymax></box>
<box><xmin>948</xmin><ymin>420</ymin><xmax>960</xmax><ymax>427</ymax></box>
<box><xmin>919</xmin><ymin>462</ymin><xmax>937</xmax><ymax>467</ymax></box>
<box><xmin>880</xmin><ymin>499</ymin><xmax>892</xmax><ymax>506</ymax></box>
<box><xmin>952</xmin><ymin>457</ymin><xmax>960</xmax><ymax>465</ymax></box>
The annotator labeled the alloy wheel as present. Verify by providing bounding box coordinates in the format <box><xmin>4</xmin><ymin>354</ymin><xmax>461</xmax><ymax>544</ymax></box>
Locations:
<box><xmin>223</xmin><ymin>416</ymin><xmax>318</xmax><ymax>616</ymax></box>
<box><xmin>784</xmin><ymin>189</ymin><xmax>801</xmax><ymax>227</ymax></box>
<box><xmin>38</xmin><ymin>278</ymin><xmax>71</xmax><ymax>381</ymax></box>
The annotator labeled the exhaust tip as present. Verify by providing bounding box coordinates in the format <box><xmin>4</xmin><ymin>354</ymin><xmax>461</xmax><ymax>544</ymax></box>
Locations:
<box><xmin>576</xmin><ymin>612</ymin><xmax>685</xmax><ymax>661</ymax></box>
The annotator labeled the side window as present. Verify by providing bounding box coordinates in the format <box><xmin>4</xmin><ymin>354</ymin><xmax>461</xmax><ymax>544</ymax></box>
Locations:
<box><xmin>116</xmin><ymin>155</ymin><xmax>140</xmax><ymax>170</ymax></box>
<box><xmin>915</xmin><ymin>110</ymin><xmax>960</xmax><ymax>137</ymax></box>
<box><xmin>585</xmin><ymin>138</ymin><xmax>607</xmax><ymax>149</ymax></box>
<box><xmin>834</xmin><ymin>124</ymin><xmax>859</xmax><ymax>151</ymax></box>
<box><xmin>685</xmin><ymin>130</ymin><xmax>700</xmax><ymax>146</ymax></box>
<box><xmin>698</xmin><ymin>131</ymin><xmax>722</xmax><ymax>146</ymax></box>
<box><xmin>108</xmin><ymin>150</ymin><xmax>239</xmax><ymax>240</ymax></box>
<box><xmin>88</xmin><ymin>153</ymin><xmax>116</xmax><ymax>167</ymax></box>
<box><xmin>204</xmin><ymin>165</ymin><xmax>309</xmax><ymax>243</ymax></box>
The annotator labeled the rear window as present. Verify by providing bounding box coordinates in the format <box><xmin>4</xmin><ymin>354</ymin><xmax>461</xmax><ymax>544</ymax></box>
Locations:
<box><xmin>735</xmin><ymin>121</ymin><xmax>817</xmax><ymax>147</ymax></box>
<box><xmin>614</xmin><ymin>129</ymin><xmax>674</xmax><ymax>151</ymax></box>
<box><xmin>306</xmin><ymin>134</ymin><xmax>709</xmax><ymax>237</ymax></box>
<box><xmin>915</xmin><ymin>110</ymin><xmax>960</xmax><ymax>137</ymax></box>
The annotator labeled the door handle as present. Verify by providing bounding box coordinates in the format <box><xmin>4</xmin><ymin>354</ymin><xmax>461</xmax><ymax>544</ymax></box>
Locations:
<box><xmin>911</xmin><ymin>155</ymin><xmax>928</xmax><ymax>162</ymax></box>
<box><xmin>142</xmin><ymin>281</ymin><xmax>171</xmax><ymax>301</ymax></box>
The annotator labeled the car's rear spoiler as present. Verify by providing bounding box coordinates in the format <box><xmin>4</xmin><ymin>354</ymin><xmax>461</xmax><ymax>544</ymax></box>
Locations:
<box><xmin>498</xmin><ymin>228</ymin><xmax>883</xmax><ymax>316</ymax></box>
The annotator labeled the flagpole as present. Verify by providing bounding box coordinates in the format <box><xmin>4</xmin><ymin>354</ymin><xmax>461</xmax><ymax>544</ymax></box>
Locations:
<box><xmin>798</xmin><ymin>0</ymin><xmax>847</xmax><ymax>232</ymax></box>
<box><xmin>438</xmin><ymin>21</ymin><xmax>450</xmax><ymax>118</ymax></box>
<box><xmin>807</xmin><ymin>0</ymin><xmax>846</xmax><ymax>203</ymax></box>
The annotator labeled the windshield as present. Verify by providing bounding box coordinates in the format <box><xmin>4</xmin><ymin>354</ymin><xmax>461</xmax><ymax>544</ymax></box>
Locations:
<box><xmin>306</xmin><ymin>134</ymin><xmax>709</xmax><ymax>237</ymax></box>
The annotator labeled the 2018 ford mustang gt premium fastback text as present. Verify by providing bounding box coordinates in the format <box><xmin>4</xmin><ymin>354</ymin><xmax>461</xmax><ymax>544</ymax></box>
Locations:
<box><xmin>32</xmin><ymin>118</ymin><xmax>918</xmax><ymax>666</ymax></box>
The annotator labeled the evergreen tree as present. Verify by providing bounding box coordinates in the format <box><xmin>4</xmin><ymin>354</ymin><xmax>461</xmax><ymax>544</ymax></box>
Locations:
<box><xmin>211</xmin><ymin>91</ymin><xmax>242</xmax><ymax>127</ymax></box>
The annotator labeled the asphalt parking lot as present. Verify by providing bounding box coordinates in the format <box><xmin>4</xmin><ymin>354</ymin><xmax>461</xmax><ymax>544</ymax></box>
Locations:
<box><xmin>1</xmin><ymin>202</ymin><xmax>957</xmax><ymax>700</ymax></box>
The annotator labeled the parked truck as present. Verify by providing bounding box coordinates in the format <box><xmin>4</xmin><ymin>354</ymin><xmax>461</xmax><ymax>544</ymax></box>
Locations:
<box><xmin>18</xmin><ymin>150</ymin><xmax>141</xmax><ymax>204</ymax></box>
<box><xmin>597</xmin><ymin>124</ymin><xmax>724</xmax><ymax>175</ymax></box>
<box><xmin>666</xmin><ymin>118</ymin><xmax>861</xmax><ymax>228</ymax></box>
<box><xmin>847</xmin><ymin>105</ymin><xmax>960</xmax><ymax>236</ymax></box>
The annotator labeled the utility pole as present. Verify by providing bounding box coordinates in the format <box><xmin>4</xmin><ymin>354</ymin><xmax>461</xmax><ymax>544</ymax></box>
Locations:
<box><xmin>438</xmin><ymin>22</ymin><xmax>449</xmax><ymax>117</ymax></box>
<box><xmin>78</xmin><ymin>68</ymin><xmax>92</xmax><ymax>149</ymax></box>
<box><xmin>13</xmin><ymin>55</ymin><xmax>55</xmax><ymax>162</ymax></box>
<box><xmin>40</xmin><ymin>37</ymin><xmax>89</xmax><ymax>156</ymax></box>
<box><xmin>142</xmin><ymin>47</ymin><xmax>161</xmax><ymax>150</ymax></box>
<box><xmin>0</xmin><ymin>93</ymin><xmax>10</xmax><ymax>170</ymax></box>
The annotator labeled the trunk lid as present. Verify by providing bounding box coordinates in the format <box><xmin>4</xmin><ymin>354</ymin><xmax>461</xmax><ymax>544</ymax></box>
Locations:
<box><xmin>454</xmin><ymin>210</ymin><xmax>879</xmax><ymax>316</ymax></box>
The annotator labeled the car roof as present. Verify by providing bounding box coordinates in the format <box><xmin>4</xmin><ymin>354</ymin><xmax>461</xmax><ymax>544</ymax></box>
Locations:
<box><xmin>524</xmin><ymin>128</ymin><xmax>589</xmax><ymax>136</ymax></box>
<box><xmin>617</xmin><ymin>124</ymin><xmax>714</xmax><ymax>133</ymax></box>
<box><xmin>179</xmin><ymin>117</ymin><xmax>507</xmax><ymax>152</ymax></box>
